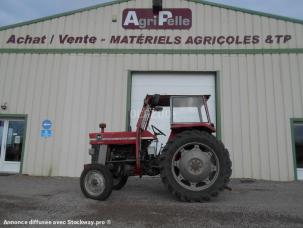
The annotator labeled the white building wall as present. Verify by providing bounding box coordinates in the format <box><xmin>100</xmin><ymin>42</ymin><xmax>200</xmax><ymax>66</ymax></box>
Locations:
<box><xmin>0</xmin><ymin>0</ymin><xmax>303</xmax><ymax>180</ymax></box>
<box><xmin>0</xmin><ymin>53</ymin><xmax>302</xmax><ymax>180</ymax></box>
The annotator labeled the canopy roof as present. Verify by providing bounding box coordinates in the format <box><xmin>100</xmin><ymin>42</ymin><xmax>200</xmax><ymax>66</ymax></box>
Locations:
<box><xmin>146</xmin><ymin>94</ymin><xmax>210</xmax><ymax>107</ymax></box>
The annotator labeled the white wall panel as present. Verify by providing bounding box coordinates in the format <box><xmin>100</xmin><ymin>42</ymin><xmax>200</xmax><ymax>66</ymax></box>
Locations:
<box><xmin>238</xmin><ymin>55</ymin><xmax>251</xmax><ymax>178</ymax></box>
<box><xmin>263</xmin><ymin>55</ymin><xmax>278</xmax><ymax>180</ymax></box>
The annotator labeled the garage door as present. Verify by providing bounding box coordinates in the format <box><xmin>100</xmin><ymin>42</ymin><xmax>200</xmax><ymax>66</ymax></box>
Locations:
<box><xmin>130</xmin><ymin>72</ymin><xmax>216</xmax><ymax>151</ymax></box>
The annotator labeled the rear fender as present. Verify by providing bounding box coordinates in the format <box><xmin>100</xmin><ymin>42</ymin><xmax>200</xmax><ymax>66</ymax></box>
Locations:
<box><xmin>83</xmin><ymin>163</ymin><xmax>96</xmax><ymax>170</ymax></box>
<box><xmin>168</xmin><ymin>126</ymin><xmax>215</xmax><ymax>141</ymax></box>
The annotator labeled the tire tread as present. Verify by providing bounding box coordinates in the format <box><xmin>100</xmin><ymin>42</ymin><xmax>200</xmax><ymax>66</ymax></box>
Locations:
<box><xmin>159</xmin><ymin>130</ymin><xmax>232</xmax><ymax>202</ymax></box>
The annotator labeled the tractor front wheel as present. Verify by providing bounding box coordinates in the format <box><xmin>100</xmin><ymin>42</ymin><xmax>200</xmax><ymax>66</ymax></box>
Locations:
<box><xmin>160</xmin><ymin>130</ymin><xmax>231</xmax><ymax>202</ymax></box>
<box><xmin>80</xmin><ymin>164</ymin><xmax>113</xmax><ymax>200</ymax></box>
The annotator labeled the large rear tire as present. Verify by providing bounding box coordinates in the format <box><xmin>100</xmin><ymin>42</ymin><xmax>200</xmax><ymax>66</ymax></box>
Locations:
<box><xmin>160</xmin><ymin>130</ymin><xmax>232</xmax><ymax>202</ymax></box>
<box><xmin>80</xmin><ymin>164</ymin><xmax>113</xmax><ymax>201</ymax></box>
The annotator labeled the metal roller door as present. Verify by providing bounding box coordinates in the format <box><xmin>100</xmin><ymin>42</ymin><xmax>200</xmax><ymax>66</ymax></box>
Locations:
<box><xmin>130</xmin><ymin>72</ymin><xmax>216</xmax><ymax>147</ymax></box>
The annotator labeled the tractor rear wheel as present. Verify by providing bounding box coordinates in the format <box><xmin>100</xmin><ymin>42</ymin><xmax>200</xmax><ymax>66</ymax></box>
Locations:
<box><xmin>160</xmin><ymin>130</ymin><xmax>231</xmax><ymax>202</ymax></box>
<box><xmin>80</xmin><ymin>164</ymin><xmax>113</xmax><ymax>200</ymax></box>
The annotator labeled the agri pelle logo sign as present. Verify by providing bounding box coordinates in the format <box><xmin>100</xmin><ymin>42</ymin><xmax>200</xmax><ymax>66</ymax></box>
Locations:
<box><xmin>122</xmin><ymin>8</ymin><xmax>192</xmax><ymax>29</ymax></box>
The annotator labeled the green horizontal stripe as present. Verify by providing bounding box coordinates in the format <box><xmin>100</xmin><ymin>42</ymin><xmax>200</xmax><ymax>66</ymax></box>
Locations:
<box><xmin>0</xmin><ymin>48</ymin><xmax>302</xmax><ymax>55</ymax></box>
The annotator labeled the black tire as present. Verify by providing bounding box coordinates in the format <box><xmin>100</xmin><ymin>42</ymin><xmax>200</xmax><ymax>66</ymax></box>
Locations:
<box><xmin>113</xmin><ymin>175</ymin><xmax>128</xmax><ymax>190</ymax></box>
<box><xmin>80</xmin><ymin>164</ymin><xmax>113</xmax><ymax>201</ymax></box>
<box><xmin>160</xmin><ymin>130</ymin><xmax>232</xmax><ymax>202</ymax></box>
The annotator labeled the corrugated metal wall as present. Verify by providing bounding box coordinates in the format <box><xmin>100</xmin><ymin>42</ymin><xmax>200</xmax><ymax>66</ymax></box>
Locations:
<box><xmin>0</xmin><ymin>0</ymin><xmax>303</xmax><ymax>180</ymax></box>
<box><xmin>0</xmin><ymin>53</ymin><xmax>302</xmax><ymax>180</ymax></box>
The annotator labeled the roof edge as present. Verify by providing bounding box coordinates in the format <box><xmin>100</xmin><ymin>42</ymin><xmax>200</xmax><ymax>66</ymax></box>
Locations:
<box><xmin>0</xmin><ymin>0</ymin><xmax>302</xmax><ymax>32</ymax></box>
<box><xmin>0</xmin><ymin>0</ymin><xmax>131</xmax><ymax>32</ymax></box>
<box><xmin>190</xmin><ymin>0</ymin><xmax>303</xmax><ymax>25</ymax></box>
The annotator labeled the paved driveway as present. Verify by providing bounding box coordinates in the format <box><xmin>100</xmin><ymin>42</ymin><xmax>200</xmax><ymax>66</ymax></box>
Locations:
<box><xmin>0</xmin><ymin>175</ymin><xmax>303</xmax><ymax>227</ymax></box>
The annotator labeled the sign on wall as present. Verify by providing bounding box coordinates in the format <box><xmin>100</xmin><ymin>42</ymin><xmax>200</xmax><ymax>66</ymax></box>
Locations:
<box><xmin>122</xmin><ymin>8</ymin><xmax>192</xmax><ymax>29</ymax></box>
<box><xmin>1</xmin><ymin>8</ymin><xmax>295</xmax><ymax>48</ymax></box>
<box><xmin>41</xmin><ymin>119</ymin><xmax>53</xmax><ymax>138</ymax></box>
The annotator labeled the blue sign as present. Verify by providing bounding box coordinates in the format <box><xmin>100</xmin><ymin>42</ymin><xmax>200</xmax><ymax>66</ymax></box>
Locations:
<box><xmin>41</xmin><ymin>129</ymin><xmax>52</xmax><ymax>138</ymax></box>
<box><xmin>42</xmin><ymin>119</ymin><xmax>52</xmax><ymax>130</ymax></box>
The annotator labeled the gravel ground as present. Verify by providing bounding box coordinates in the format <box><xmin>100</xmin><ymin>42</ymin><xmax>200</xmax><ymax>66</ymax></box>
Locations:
<box><xmin>0</xmin><ymin>175</ymin><xmax>303</xmax><ymax>228</ymax></box>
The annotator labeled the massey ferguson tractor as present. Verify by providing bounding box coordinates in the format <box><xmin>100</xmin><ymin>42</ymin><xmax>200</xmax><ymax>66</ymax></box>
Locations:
<box><xmin>80</xmin><ymin>94</ymin><xmax>232</xmax><ymax>202</ymax></box>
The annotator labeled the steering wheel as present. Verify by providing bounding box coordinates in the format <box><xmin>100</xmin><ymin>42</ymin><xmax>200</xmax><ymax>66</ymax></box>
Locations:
<box><xmin>151</xmin><ymin>125</ymin><xmax>166</xmax><ymax>136</ymax></box>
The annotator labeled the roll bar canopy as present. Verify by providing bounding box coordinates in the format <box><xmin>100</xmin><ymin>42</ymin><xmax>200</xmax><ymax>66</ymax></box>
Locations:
<box><xmin>145</xmin><ymin>94</ymin><xmax>211</xmax><ymax>107</ymax></box>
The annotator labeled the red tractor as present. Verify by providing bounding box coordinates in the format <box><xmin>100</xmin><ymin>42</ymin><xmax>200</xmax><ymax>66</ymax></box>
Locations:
<box><xmin>80</xmin><ymin>94</ymin><xmax>232</xmax><ymax>201</ymax></box>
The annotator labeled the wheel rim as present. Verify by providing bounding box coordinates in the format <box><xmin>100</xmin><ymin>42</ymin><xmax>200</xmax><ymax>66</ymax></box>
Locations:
<box><xmin>171</xmin><ymin>142</ymin><xmax>220</xmax><ymax>191</ymax></box>
<box><xmin>84</xmin><ymin>170</ymin><xmax>106</xmax><ymax>197</ymax></box>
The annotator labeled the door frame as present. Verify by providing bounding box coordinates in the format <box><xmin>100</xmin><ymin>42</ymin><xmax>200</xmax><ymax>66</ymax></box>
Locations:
<box><xmin>290</xmin><ymin>118</ymin><xmax>303</xmax><ymax>181</ymax></box>
<box><xmin>0</xmin><ymin>114</ymin><xmax>27</xmax><ymax>174</ymax></box>
<box><xmin>125</xmin><ymin>70</ymin><xmax>222</xmax><ymax>140</ymax></box>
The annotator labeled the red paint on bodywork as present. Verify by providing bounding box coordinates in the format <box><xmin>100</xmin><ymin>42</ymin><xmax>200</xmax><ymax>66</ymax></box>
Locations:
<box><xmin>171</xmin><ymin>123</ymin><xmax>215</xmax><ymax>131</ymax></box>
<box><xmin>169</xmin><ymin>123</ymin><xmax>216</xmax><ymax>140</ymax></box>
<box><xmin>89</xmin><ymin>131</ymin><xmax>155</xmax><ymax>145</ymax></box>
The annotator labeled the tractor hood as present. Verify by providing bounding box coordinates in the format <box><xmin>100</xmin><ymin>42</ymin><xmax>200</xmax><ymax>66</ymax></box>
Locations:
<box><xmin>89</xmin><ymin>131</ymin><xmax>156</xmax><ymax>145</ymax></box>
